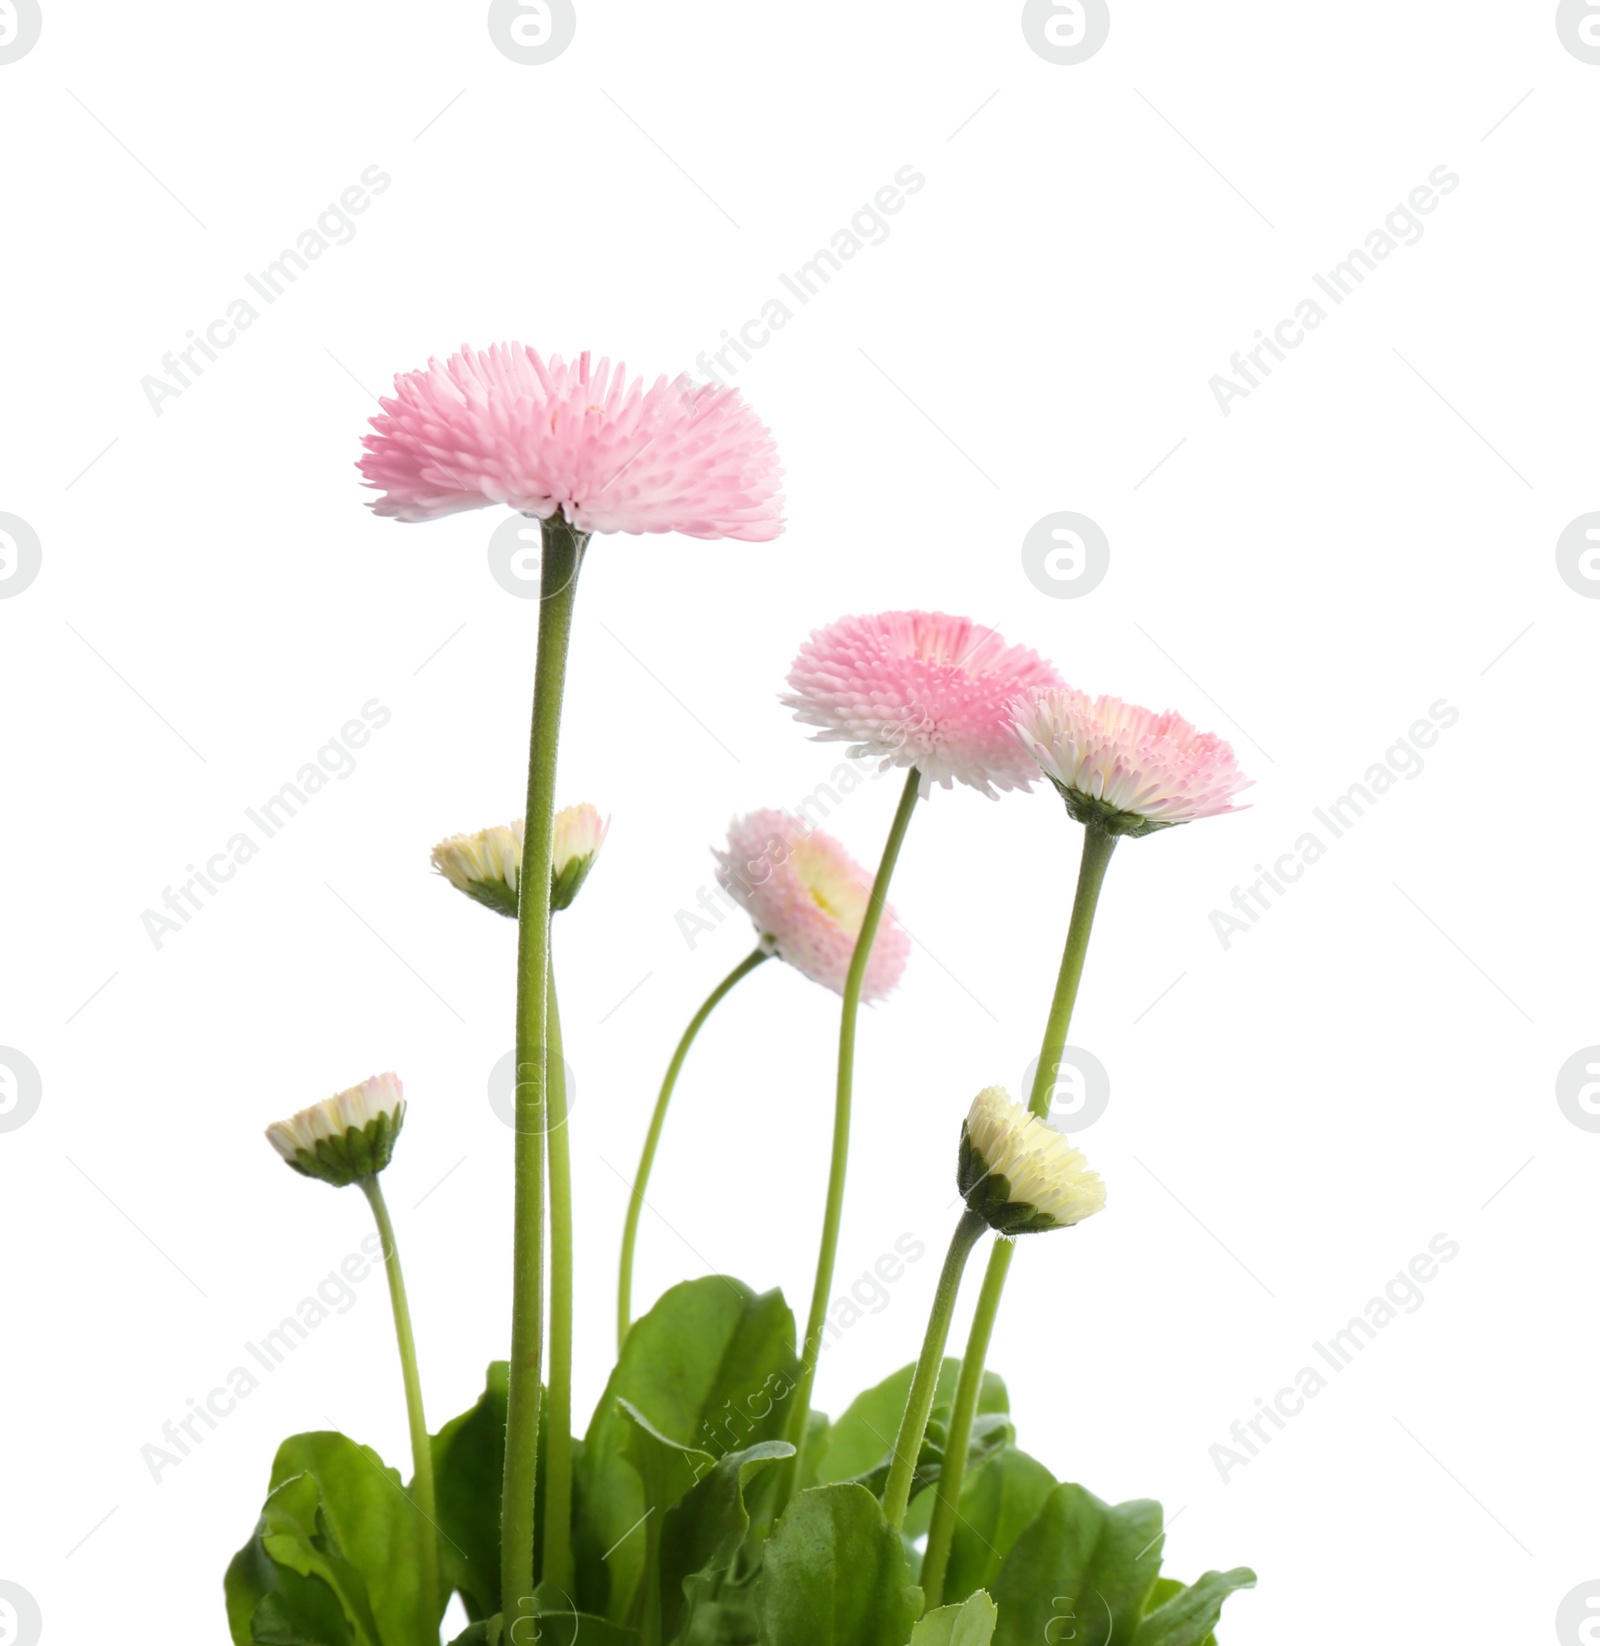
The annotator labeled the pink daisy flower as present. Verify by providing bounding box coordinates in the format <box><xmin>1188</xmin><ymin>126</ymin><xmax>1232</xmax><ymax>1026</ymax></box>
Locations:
<box><xmin>783</xmin><ymin>611</ymin><xmax>1064</xmax><ymax>798</ymax></box>
<box><xmin>1012</xmin><ymin>688</ymin><xmax>1252</xmax><ymax>836</ymax></box>
<box><xmin>713</xmin><ymin>811</ymin><xmax>910</xmax><ymax>1000</ymax></box>
<box><xmin>358</xmin><ymin>345</ymin><xmax>784</xmax><ymax>539</ymax></box>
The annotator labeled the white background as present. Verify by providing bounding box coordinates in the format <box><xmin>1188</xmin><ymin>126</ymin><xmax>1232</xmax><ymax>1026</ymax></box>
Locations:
<box><xmin>3</xmin><ymin>3</ymin><xmax>1598</xmax><ymax>1642</ymax></box>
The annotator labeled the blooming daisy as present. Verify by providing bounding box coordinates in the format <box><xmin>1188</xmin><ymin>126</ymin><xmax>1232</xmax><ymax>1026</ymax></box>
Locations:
<box><xmin>359</xmin><ymin>345</ymin><xmax>784</xmax><ymax>539</ymax></box>
<box><xmin>1012</xmin><ymin>688</ymin><xmax>1251</xmax><ymax>836</ymax></box>
<box><xmin>784</xmin><ymin>611</ymin><xmax>1062</xmax><ymax>797</ymax></box>
<box><xmin>713</xmin><ymin>810</ymin><xmax>910</xmax><ymax>1000</ymax></box>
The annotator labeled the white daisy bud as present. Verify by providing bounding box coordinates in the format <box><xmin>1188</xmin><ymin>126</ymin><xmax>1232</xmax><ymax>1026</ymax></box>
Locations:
<box><xmin>431</xmin><ymin>822</ymin><xmax>523</xmax><ymax>918</ymax></box>
<box><xmin>958</xmin><ymin>1085</ymin><xmax>1105</xmax><ymax>1234</ymax></box>
<box><xmin>551</xmin><ymin>804</ymin><xmax>609</xmax><ymax>912</ymax></box>
<box><xmin>432</xmin><ymin>807</ymin><xmax>608</xmax><ymax>919</ymax></box>
<box><xmin>266</xmin><ymin>1072</ymin><xmax>407</xmax><ymax>1188</ymax></box>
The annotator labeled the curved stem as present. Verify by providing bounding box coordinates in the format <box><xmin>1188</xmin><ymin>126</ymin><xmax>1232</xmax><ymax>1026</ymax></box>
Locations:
<box><xmin>882</xmin><ymin>1210</ymin><xmax>986</xmax><ymax>1529</ymax></box>
<box><xmin>502</xmin><ymin>517</ymin><xmax>586</xmax><ymax>1616</ymax></box>
<box><xmin>542</xmin><ymin>965</ymin><xmax>574</xmax><ymax>1600</ymax></box>
<box><xmin>361</xmin><ymin>1176</ymin><xmax>440</xmax><ymax>1636</ymax></box>
<box><xmin>617</xmin><ymin>945</ymin><xmax>772</xmax><ymax>1351</ymax></box>
<box><xmin>920</xmin><ymin>822</ymin><xmax>1117</xmax><ymax>1608</ymax></box>
<box><xmin>783</xmin><ymin>765</ymin><xmax>923</xmax><ymax>1495</ymax></box>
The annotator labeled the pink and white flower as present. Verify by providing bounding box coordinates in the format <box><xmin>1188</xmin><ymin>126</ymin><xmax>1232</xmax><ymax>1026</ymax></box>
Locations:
<box><xmin>783</xmin><ymin>611</ymin><xmax>1063</xmax><ymax>798</ymax></box>
<box><xmin>1012</xmin><ymin>688</ymin><xmax>1251</xmax><ymax>835</ymax></box>
<box><xmin>359</xmin><ymin>345</ymin><xmax>784</xmax><ymax>539</ymax></box>
<box><xmin>714</xmin><ymin>810</ymin><xmax>910</xmax><ymax>1000</ymax></box>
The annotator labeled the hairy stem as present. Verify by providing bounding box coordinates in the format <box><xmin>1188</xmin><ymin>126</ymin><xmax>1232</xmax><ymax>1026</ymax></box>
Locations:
<box><xmin>882</xmin><ymin>1210</ymin><xmax>986</xmax><ymax>1529</ymax></box>
<box><xmin>501</xmin><ymin>516</ymin><xmax>586</xmax><ymax>1616</ymax></box>
<box><xmin>542</xmin><ymin>966</ymin><xmax>575</xmax><ymax>1599</ymax></box>
<box><xmin>361</xmin><ymin>1175</ymin><xmax>441</xmax><ymax>1636</ymax></box>
<box><xmin>920</xmin><ymin>822</ymin><xmax>1117</xmax><ymax>1608</ymax></box>
<box><xmin>782</xmin><ymin>765</ymin><xmax>923</xmax><ymax>1497</ymax></box>
<box><xmin>617</xmin><ymin>945</ymin><xmax>771</xmax><ymax>1351</ymax></box>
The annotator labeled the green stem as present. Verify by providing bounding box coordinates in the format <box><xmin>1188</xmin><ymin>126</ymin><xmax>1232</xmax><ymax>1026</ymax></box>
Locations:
<box><xmin>882</xmin><ymin>1210</ymin><xmax>986</xmax><ymax>1529</ymax></box>
<box><xmin>782</xmin><ymin>765</ymin><xmax>923</xmax><ymax>1495</ymax></box>
<box><xmin>919</xmin><ymin>822</ymin><xmax>1117</xmax><ymax>1609</ymax></box>
<box><xmin>617</xmin><ymin>945</ymin><xmax>772</xmax><ymax>1352</ymax></box>
<box><xmin>360</xmin><ymin>1176</ymin><xmax>440</xmax><ymax>1636</ymax></box>
<box><xmin>542</xmin><ymin>965</ymin><xmax>575</xmax><ymax>1600</ymax></box>
<box><xmin>502</xmin><ymin>516</ymin><xmax>586</xmax><ymax>1616</ymax></box>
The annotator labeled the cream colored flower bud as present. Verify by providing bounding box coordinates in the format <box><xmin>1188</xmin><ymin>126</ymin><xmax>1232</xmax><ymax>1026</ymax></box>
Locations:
<box><xmin>958</xmin><ymin>1085</ymin><xmax>1105</xmax><ymax>1234</ymax></box>
<box><xmin>551</xmin><ymin>803</ymin><xmax>609</xmax><ymax>912</ymax></box>
<box><xmin>431</xmin><ymin>822</ymin><xmax>523</xmax><ymax>918</ymax></box>
<box><xmin>267</xmin><ymin>1072</ymin><xmax>407</xmax><ymax>1188</ymax></box>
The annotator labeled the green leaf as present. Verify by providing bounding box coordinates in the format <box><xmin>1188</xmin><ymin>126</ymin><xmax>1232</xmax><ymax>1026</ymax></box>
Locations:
<box><xmin>658</xmin><ymin>1438</ymin><xmax>793</xmax><ymax>1645</ymax></box>
<box><xmin>941</xmin><ymin>1447</ymin><xmax>1057</xmax><ymax>1602</ymax></box>
<box><xmin>991</xmin><ymin>1484</ymin><xmax>1164</xmax><ymax>1646</ymax></box>
<box><xmin>1133</xmin><ymin>1567</ymin><xmax>1256</xmax><ymax>1646</ymax></box>
<box><xmin>812</xmin><ymin>1362</ymin><xmax>1007</xmax><ymax>1488</ymax></box>
<box><xmin>911</xmin><ymin>1590</ymin><xmax>999</xmax><ymax>1646</ymax></box>
<box><xmin>432</xmin><ymin>1363</ymin><xmax>509</xmax><ymax>1622</ymax></box>
<box><xmin>447</xmin><ymin>1615</ymin><xmax>636</xmax><ymax>1646</ymax></box>
<box><xmin>575</xmin><ymin>1277</ymin><xmax>799</xmax><ymax>1624</ymax></box>
<box><xmin>755</xmin><ymin>1483</ymin><xmax>921</xmax><ymax>1646</ymax></box>
<box><xmin>225</xmin><ymin>1464</ymin><xmax>382</xmax><ymax>1645</ymax></box>
<box><xmin>617</xmin><ymin>1399</ymin><xmax>717</xmax><ymax>1642</ymax></box>
<box><xmin>263</xmin><ymin>1433</ymin><xmax>438</xmax><ymax>1646</ymax></box>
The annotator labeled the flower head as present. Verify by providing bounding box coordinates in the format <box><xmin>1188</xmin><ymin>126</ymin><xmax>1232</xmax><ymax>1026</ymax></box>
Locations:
<box><xmin>958</xmin><ymin>1086</ymin><xmax>1105</xmax><ymax>1234</ymax></box>
<box><xmin>784</xmin><ymin>611</ymin><xmax>1063</xmax><ymax>798</ymax></box>
<box><xmin>1012</xmin><ymin>688</ymin><xmax>1251</xmax><ymax>837</ymax></box>
<box><xmin>432</xmin><ymin>807</ymin><xmax>609</xmax><ymax>917</ymax></box>
<box><xmin>267</xmin><ymin>1073</ymin><xmax>407</xmax><ymax>1188</ymax></box>
<box><xmin>359</xmin><ymin>345</ymin><xmax>784</xmax><ymax>539</ymax></box>
<box><xmin>552</xmin><ymin>803</ymin><xmax>609</xmax><ymax>911</ymax></box>
<box><xmin>432</xmin><ymin>821</ymin><xmax>523</xmax><ymax>918</ymax></box>
<box><xmin>713</xmin><ymin>810</ymin><xmax>910</xmax><ymax>1000</ymax></box>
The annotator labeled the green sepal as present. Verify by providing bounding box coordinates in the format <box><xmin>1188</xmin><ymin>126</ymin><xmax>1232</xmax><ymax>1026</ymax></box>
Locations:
<box><xmin>957</xmin><ymin>1127</ymin><xmax>1062</xmax><ymax>1236</ymax></box>
<box><xmin>283</xmin><ymin>1110</ymin><xmax>404</xmax><ymax>1189</ymax></box>
<box><xmin>1051</xmin><ymin>781</ymin><xmax>1180</xmax><ymax>839</ymax></box>
<box><xmin>551</xmin><ymin>852</ymin><xmax>598</xmax><ymax>912</ymax></box>
<box><xmin>456</xmin><ymin>878</ymin><xmax>519</xmax><ymax>919</ymax></box>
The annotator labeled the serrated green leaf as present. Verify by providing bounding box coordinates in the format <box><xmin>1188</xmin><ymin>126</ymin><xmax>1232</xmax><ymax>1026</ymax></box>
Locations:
<box><xmin>1133</xmin><ymin>1566</ymin><xmax>1256</xmax><ymax>1646</ymax></box>
<box><xmin>755</xmin><ymin>1483</ymin><xmax>921</xmax><ymax>1646</ymax></box>
<box><xmin>658</xmin><ymin>1438</ymin><xmax>793</xmax><ymax>1645</ymax></box>
<box><xmin>991</xmin><ymin>1484</ymin><xmax>1164</xmax><ymax>1646</ymax></box>
<box><xmin>225</xmin><ymin>1461</ymin><xmax>383</xmax><ymax>1646</ymax></box>
<box><xmin>263</xmin><ymin>1433</ymin><xmax>437</xmax><ymax>1646</ymax></box>
<box><xmin>447</xmin><ymin>1614</ymin><xmax>636</xmax><ymax>1646</ymax></box>
<box><xmin>617</xmin><ymin>1398</ymin><xmax>717</xmax><ymax>1642</ymax></box>
<box><xmin>575</xmin><ymin>1277</ymin><xmax>799</xmax><ymax>1624</ymax></box>
<box><xmin>431</xmin><ymin>1363</ymin><xmax>509</xmax><ymax>1622</ymax></box>
<box><xmin>911</xmin><ymin>1589</ymin><xmax>999</xmax><ymax>1646</ymax></box>
<box><xmin>941</xmin><ymin>1446</ymin><xmax>1058</xmax><ymax>1603</ymax></box>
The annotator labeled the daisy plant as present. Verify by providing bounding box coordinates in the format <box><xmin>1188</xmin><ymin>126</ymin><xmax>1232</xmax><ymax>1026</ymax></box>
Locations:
<box><xmin>225</xmin><ymin>345</ymin><xmax>1258</xmax><ymax>1646</ymax></box>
